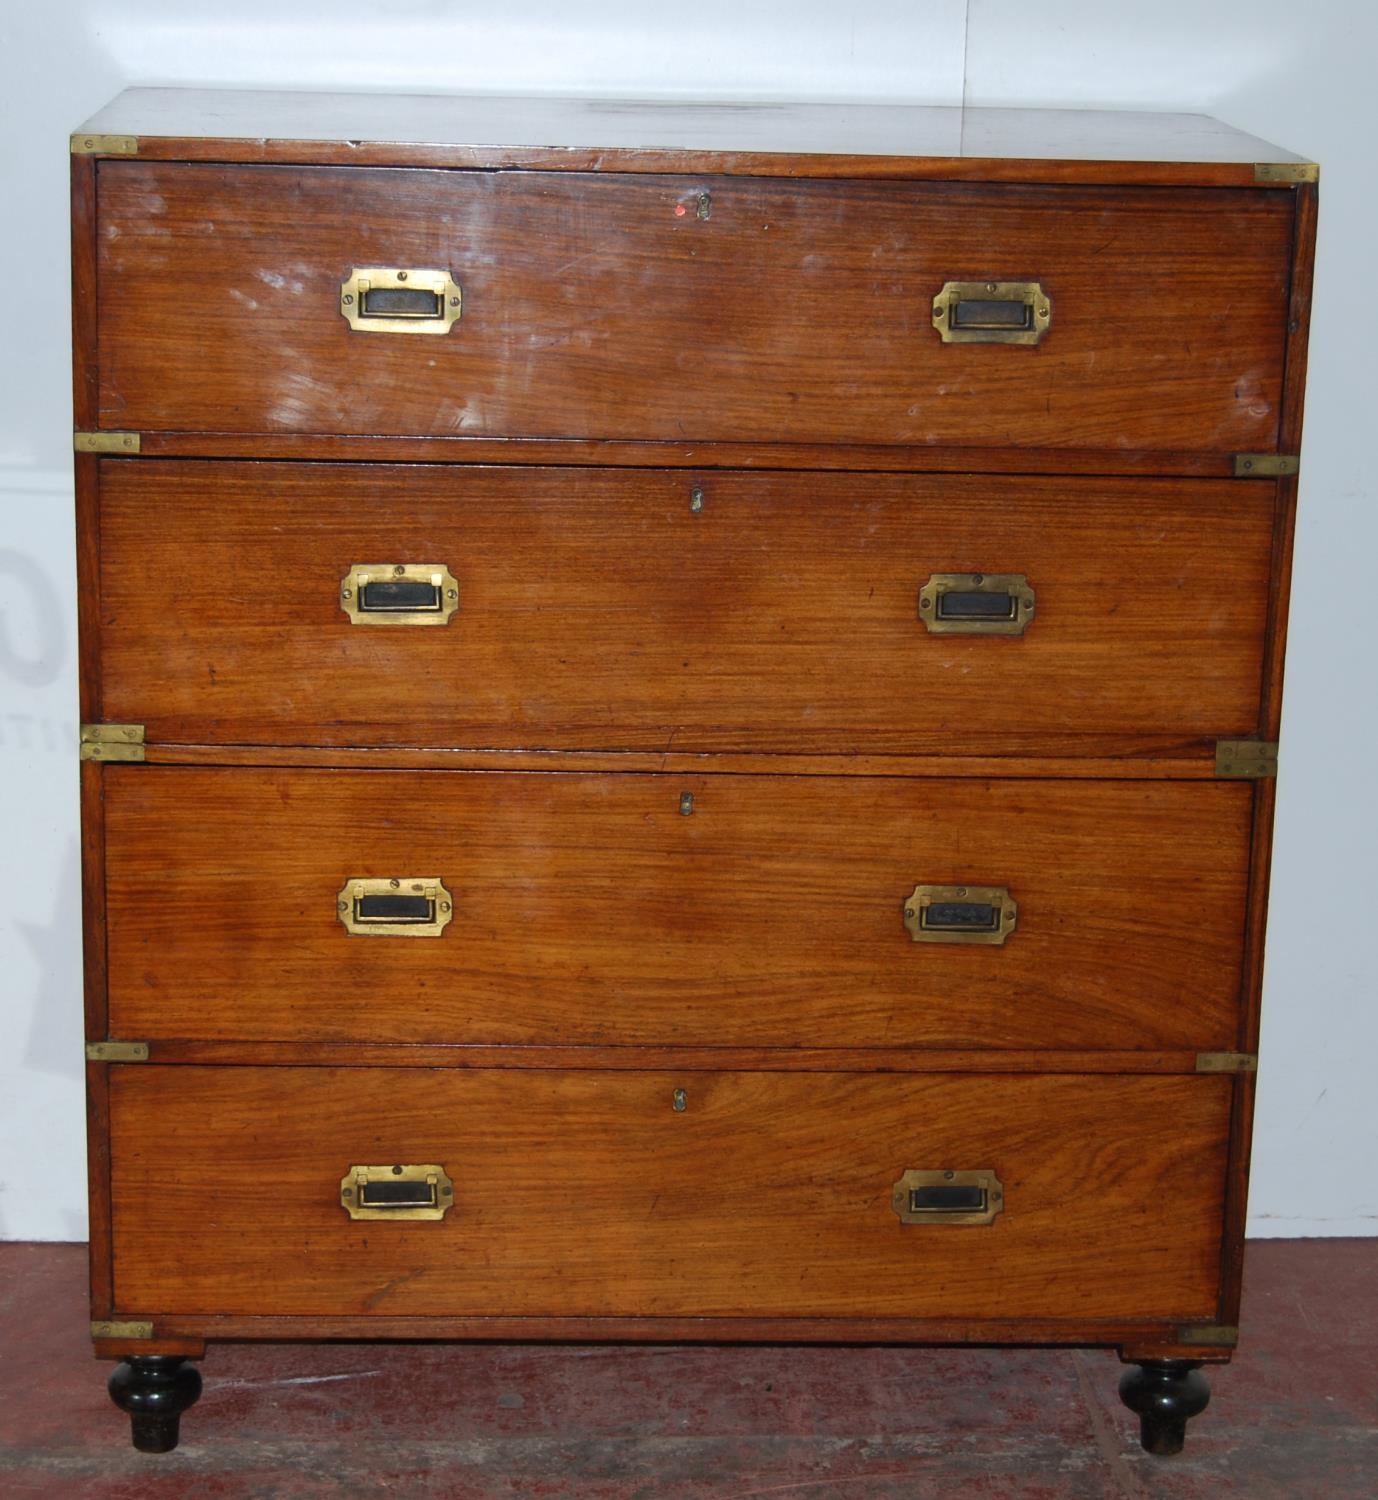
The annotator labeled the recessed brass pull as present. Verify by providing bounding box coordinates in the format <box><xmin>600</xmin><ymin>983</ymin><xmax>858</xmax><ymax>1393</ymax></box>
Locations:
<box><xmin>340</xmin><ymin>268</ymin><xmax>462</xmax><ymax>334</ymax></box>
<box><xmin>918</xmin><ymin>573</ymin><xmax>1035</xmax><ymax>635</ymax></box>
<box><xmin>904</xmin><ymin>884</ymin><xmax>1017</xmax><ymax>945</ymax></box>
<box><xmin>340</xmin><ymin>1164</ymin><xmax>454</xmax><ymax>1221</ymax></box>
<box><xmin>932</xmin><ymin>281</ymin><xmax>1051</xmax><ymax>344</ymax></box>
<box><xmin>340</xmin><ymin>564</ymin><xmax>459</xmax><ymax>626</ymax></box>
<box><xmin>337</xmin><ymin>878</ymin><xmax>454</xmax><ymax>937</ymax></box>
<box><xmin>892</xmin><ymin>1169</ymin><xmax>1005</xmax><ymax>1226</ymax></box>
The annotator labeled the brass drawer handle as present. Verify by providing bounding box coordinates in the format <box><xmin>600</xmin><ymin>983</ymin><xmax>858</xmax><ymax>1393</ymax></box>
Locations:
<box><xmin>340</xmin><ymin>268</ymin><xmax>462</xmax><ymax>335</ymax></box>
<box><xmin>892</xmin><ymin>1169</ymin><xmax>1004</xmax><ymax>1226</ymax></box>
<box><xmin>340</xmin><ymin>564</ymin><xmax>459</xmax><ymax>626</ymax></box>
<box><xmin>932</xmin><ymin>281</ymin><xmax>1051</xmax><ymax>344</ymax></box>
<box><xmin>340</xmin><ymin>1164</ymin><xmax>454</xmax><ymax>1221</ymax></box>
<box><xmin>337</xmin><ymin>878</ymin><xmax>453</xmax><ymax>937</ymax></box>
<box><xmin>904</xmin><ymin>884</ymin><xmax>1017</xmax><ymax>945</ymax></box>
<box><xmin>918</xmin><ymin>573</ymin><xmax>1035</xmax><ymax>635</ymax></box>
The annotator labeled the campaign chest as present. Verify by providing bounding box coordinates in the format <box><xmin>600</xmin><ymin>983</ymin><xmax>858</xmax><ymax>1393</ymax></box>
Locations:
<box><xmin>71</xmin><ymin>88</ymin><xmax>1317</xmax><ymax>1455</ymax></box>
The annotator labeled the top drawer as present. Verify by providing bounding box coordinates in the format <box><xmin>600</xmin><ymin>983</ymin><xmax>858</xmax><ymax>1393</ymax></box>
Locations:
<box><xmin>94</xmin><ymin>164</ymin><xmax>1294</xmax><ymax>451</ymax></box>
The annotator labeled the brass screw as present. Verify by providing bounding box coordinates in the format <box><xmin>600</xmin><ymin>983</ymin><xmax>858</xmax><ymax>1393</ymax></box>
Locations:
<box><xmin>389</xmin><ymin>878</ymin><xmax>400</xmax><ymax>888</ymax></box>
<box><xmin>440</xmin><ymin>901</ymin><xmax>451</xmax><ymax>913</ymax></box>
<box><xmin>392</xmin><ymin>1165</ymin><xmax>404</xmax><ymax>1175</ymax></box>
<box><xmin>944</xmin><ymin>1170</ymin><xmax>955</xmax><ymax>1180</ymax></box>
<box><xmin>905</xmin><ymin>907</ymin><xmax>915</xmax><ymax>918</ymax></box>
<box><xmin>343</xmin><ymin>293</ymin><xmax>354</xmax><ymax>305</ymax></box>
<box><xmin>341</xmin><ymin>587</ymin><xmax>352</xmax><ymax>599</ymax></box>
<box><xmin>397</xmin><ymin>270</ymin><xmax>408</xmax><ymax>281</ymax></box>
<box><xmin>342</xmin><ymin>1188</ymin><xmax>353</xmax><ymax>1199</ymax></box>
<box><xmin>393</xmin><ymin>565</ymin><xmax>405</xmax><ymax>576</ymax></box>
<box><xmin>447</xmin><ymin>588</ymin><xmax>458</xmax><ymax>599</ymax></box>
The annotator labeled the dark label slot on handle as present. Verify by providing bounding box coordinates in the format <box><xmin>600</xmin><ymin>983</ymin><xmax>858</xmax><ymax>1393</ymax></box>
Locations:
<box><xmin>359</xmin><ymin>1179</ymin><xmax>438</xmax><ymax>1209</ymax></box>
<box><xmin>359</xmin><ymin>580</ymin><xmax>442</xmax><ymax>613</ymax></box>
<box><xmin>355</xmin><ymin>894</ymin><xmax>434</xmax><ymax>923</ymax></box>
<box><xmin>910</xmin><ymin>1185</ymin><xmax>988</xmax><ymax>1213</ymax></box>
<box><xmin>936</xmin><ymin>590</ymin><xmax>1017</xmax><ymax>621</ymax></box>
<box><xmin>923</xmin><ymin>901</ymin><xmax>999</xmax><ymax>932</ymax></box>
<box><xmin>361</xmin><ymin>286</ymin><xmax>444</xmax><ymax>319</ymax></box>
<box><xmin>950</xmin><ymin>298</ymin><xmax>1033</xmax><ymax>330</ymax></box>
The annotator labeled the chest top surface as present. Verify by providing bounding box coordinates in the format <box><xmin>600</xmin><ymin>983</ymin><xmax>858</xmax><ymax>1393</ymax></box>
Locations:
<box><xmin>73</xmin><ymin>87</ymin><xmax>1314</xmax><ymax>185</ymax></box>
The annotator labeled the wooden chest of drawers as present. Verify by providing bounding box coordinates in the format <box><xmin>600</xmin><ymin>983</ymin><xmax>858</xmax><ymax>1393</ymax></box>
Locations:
<box><xmin>71</xmin><ymin>89</ymin><xmax>1317</xmax><ymax>1457</ymax></box>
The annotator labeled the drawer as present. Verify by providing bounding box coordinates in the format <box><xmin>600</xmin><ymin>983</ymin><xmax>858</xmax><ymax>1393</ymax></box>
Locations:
<box><xmin>108</xmin><ymin>1066</ymin><xmax>1229</xmax><ymax>1320</ymax></box>
<box><xmin>95</xmin><ymin>164</ymin><xmax>1292</xmax><ymax>451</ymax></box>
<box><xmin>104</xmin><ymin>768</ymin><xmax>1251</xmax><ymax>1049</ymax></box>
<box><xmin>96</xmin><ymin>461</ymin><xmax>1275</xmax><ymax>752</ymax></box>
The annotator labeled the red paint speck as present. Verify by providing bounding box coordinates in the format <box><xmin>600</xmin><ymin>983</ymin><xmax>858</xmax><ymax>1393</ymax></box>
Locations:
<box><xmin>674</xmin><ymin>204</ymin><xmax>686</xmax><ymax>217</ymax></box>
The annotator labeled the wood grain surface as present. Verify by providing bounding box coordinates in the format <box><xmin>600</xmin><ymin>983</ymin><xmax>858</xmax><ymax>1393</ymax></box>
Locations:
<box><xmin>76</xmin><ymin>88</ymin><xmax>1313</xmax><ymax>184</ymax></box>
<box><xmin>118</xmin><ymin>432</ymin><xmax>1275</xmax><ymax>476</ymax></box>
<box><xmin>103</xmin><ymin>767</ymin><xmax>1252</xmax><ymax>1049</ymax></box>
<box><xmin>97</xmin><ymin>462</ymin><xmax>1275</xmax><ymax>752</ymax></box>
<box><xmin>95</xmin><ymin>165</ymin><xmax>1292</xmax><ymax>450</ymax></box>
<box><xmin>108</xmin><ymin>1066</ymin><xmax>1230</xmax><ymax>1321</ymax></box>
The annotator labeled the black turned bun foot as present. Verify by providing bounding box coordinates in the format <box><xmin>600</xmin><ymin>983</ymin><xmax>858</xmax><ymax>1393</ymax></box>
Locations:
<box><xmin>1118</xmin><ymin>1359</ymin><xmax>1211</xmax><ymax>1455</ymax></box>
<box><xmin>108</xmin><ymin>1356</ymin><xmax>203</xmax><ymax>1452</ymax></box>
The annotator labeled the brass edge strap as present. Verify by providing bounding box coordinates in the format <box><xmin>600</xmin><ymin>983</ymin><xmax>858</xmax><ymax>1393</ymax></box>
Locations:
<box><xmin>75</xmin><ymin>431</ymin><xmax>141</xmax><ymax>454</ymax></box>
<box><xmin>71</xmin><ymin>134</ymin><xmax>138</xmax><ymax>156</ymax></box>
<box><xmin>80</xmin><ymin>724</ymin><xmax>146</xmax><ymax>763</ymax></box>
<box><xmin>1214</xmin><ymin>741</ymin><xmax>1278</xmax><ymax>779</ymax></box>
<box><xmin>1195</xmin><ymin>1052</ymin><xmax>1259</xmax><ymax>1074</ymax></box>
<box><xmin>1254</xmin><ymin>163</ymin><xmax>1319</xmax><ymax>184</ymax></box>
<box><xmin>91</xmin><ymin>1320</ymin><xmax>153</xmax><ymax>1339</ymax></box>
<box><xmin>86</xmin><ymin>1042</ymin><xmax>151</xmax><ymax>1063</ymax></box>
<box><xmin>1175</xmin><ymin>1324</ymin><xmax>1241</xmax><ymax>1347</ymax></box>
<box><xmin>1233</xmin><ymin>454</ymin><xmax>1300</xmax><ymax>477</ymax></box>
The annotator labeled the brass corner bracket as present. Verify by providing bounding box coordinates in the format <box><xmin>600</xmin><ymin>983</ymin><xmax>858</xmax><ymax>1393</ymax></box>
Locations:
<box><xmin>75</xmin><ymin>431</ymin><xmax>141</xmax><ymax>455</ymax></box>
<box><xmin>1195</xmin><ymin>1052</ymin><xmax>1259</xmax><ymax>1074</ymax></box>
<box><xmin>80</xmin><ymin>724</ymin><xmax>146</xmax><ymax>763</ymax></box>
<box><xmin>72</xmin><ymin>134</ymin><xmax>138</xmax><ymax>156</ymax></box>
<box><xmin>1254</xmin><ymin>162</ymin><xmax>1318</xmax><ymax>185</ymax></box>
<box><xmin>1214</xmin><ymin>741</ymin><xmax>1278</xmax><ymax>779</ymax></box>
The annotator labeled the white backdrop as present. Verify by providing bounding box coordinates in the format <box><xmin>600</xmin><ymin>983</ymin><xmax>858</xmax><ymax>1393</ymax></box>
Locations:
<box><xmin>1</xmin><ymin>1</ymin><xmax>1374</xmax><ymax>1239</ymax></box>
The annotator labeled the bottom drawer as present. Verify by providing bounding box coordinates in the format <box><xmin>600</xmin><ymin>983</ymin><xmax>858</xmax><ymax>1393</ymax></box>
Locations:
<box><xmin>109</xmin><ymin>1068</ymin><xmax>1229</xmax><ymax>1323</ymax></box>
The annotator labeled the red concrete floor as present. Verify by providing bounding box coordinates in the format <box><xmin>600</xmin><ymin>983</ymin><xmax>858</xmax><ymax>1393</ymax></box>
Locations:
<box><xmin>0</xmin><ymin>1239</ymin><xmax>1374</xmax><ymax>1498</ymax></box>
